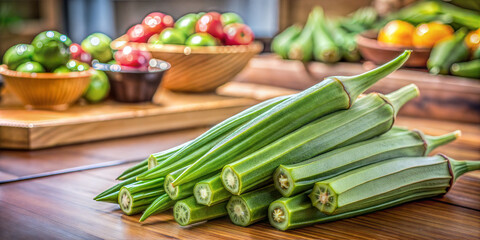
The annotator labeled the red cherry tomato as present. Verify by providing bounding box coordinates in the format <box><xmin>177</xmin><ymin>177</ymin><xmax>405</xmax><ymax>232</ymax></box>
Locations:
<box><xmin>196</xmin><ymin>12</ymin><xmax>225</xmax><ymax>40</ymax></box>
<box><xmin>142</xmin><ymin>12</ymin><xmax>174</xmax><ymax>36</ymax></box>
<box><xmin>114</xmin><ymin>46</ymin><xmax>152</xmax><ymax>68</ymax></box>
<box><xmin>223</xmin><ymin>23</ymin><xmax>254</xmax><ymax>45</ymax></box>
<box><xmin>127</xmin><ymin>24</ymin><xmax>151</xmax><ymax>43</ymax></box>
<box><xmin>69</xmin><ymin>43</ymin><xmax>92</xmax><ymax>64</ymax></box>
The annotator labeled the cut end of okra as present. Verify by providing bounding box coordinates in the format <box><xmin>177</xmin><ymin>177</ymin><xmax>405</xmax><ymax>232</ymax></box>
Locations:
<box><xmin>222</xmin><ymin>166</ymin><xmax>241</xmax><ymax>194</ymax></box>
<box><xmin>273</xmin><ymin>167</ymin><xmax>295</xmax><ymax>197</ymax></box>
<box><xmin>118</xmin><ymin>187</ymin><xmax>134</xmax><ymax>215</ymax></box>
<box><xmin>268</xmin><ymin>201</ymin><xmax>290</xmax><ymax>231</ymax></box>
<box><xmin>309</xmin><ymin>183</ymin><xmax>337</xmax><ymax>214</ymax></box>
<box><xmin>165</xmin><ymin>175</ymin><xmax>179</xmax><ymax>199</ymax></box>
<box><xmin>147</xmin><ymin>155</ymin><xmax>158</xmax><ymax>170</ymax></box>
<box><xmin>227</xmin><ymin>196</ymin><xmax>251</xmax><ymax>227</ymax></box>
<box><xmin>194</xmin><ymin>183</ymin><xmax>212</xmax><ymax>205</ymax></box>
<box><xmin>173</xmin><ymin>201</ymin><xmax>191</xmax><ymax>226</ymax></box>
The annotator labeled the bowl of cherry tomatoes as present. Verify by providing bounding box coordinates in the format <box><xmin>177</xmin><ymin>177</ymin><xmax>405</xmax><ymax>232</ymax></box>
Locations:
<box><xmin>111</xmin><ymin>11</ymin><xmax>263</xmax><ymax>92</ymax></box>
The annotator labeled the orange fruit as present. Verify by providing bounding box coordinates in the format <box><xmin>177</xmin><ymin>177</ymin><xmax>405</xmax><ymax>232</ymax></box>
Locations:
<box><xmin>378</xmin><ymin>20</ymin><xmax>415</xmax><ymax>47</ymax></box>
<box><xmin>464</xmin><ymin>29</ymin><xmax>480</xmax><ymax>51</ymax></box>
<box><xmin>412</xmin><ymin>22</ymin><xmax>454</xmax><ymax>48</ymax></box>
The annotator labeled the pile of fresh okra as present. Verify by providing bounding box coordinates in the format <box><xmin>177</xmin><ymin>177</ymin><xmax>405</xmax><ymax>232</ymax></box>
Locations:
<box><xmin>95</xmin><ymin>50</ymin><xmax>479</xmax><ymax>230</ymax></box>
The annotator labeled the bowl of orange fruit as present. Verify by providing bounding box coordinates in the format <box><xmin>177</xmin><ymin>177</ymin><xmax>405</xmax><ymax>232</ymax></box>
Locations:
<box><xmin>357</xmin><ymin>20</ymin><xmax>454</xmax><ymax>67</ymax></box>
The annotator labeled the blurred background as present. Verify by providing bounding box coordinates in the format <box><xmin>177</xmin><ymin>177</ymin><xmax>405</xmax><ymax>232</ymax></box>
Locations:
<box><xmin>0</xmin><ymin>0</ymin><xmax>379</xmax><ymax>55</ymax></box>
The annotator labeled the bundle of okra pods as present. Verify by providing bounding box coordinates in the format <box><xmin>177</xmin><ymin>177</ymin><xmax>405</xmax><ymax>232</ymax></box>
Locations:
<box><xmin>95</xmin><ymin>50</ymin><xmax>480</xmax><ymax>230</ymax></box>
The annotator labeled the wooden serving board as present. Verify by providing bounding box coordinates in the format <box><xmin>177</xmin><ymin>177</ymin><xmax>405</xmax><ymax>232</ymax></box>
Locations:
<box><xmin>0</xmin><ymin>82</ymin><xmax>296</xmax><ymax>150</ymax></box>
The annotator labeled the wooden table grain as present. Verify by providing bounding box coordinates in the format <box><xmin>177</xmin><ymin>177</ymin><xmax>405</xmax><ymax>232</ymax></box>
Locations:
<box><xmin>0</xmin><ymin>115</ymin><xmax>479</xmax><ymax>239</ymax></box>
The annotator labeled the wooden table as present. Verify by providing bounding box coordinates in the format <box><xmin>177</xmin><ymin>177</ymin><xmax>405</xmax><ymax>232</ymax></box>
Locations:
<box><xmin>0</xmin><ymin>114</ymin><xmax>479</xmax><ymax>239</ymax></box>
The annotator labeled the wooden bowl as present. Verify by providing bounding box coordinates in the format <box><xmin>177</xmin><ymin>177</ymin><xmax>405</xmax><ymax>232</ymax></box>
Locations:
<box><xmin>0</xmin><ymin>65</ymin><xmax>93</xmax><ymax>110</ymax></box>
<box><xmin>111</xmin><ymin>35</ymin><xmax>263</xmax><ymax>92</ymax></box>
<box><xmin>356</xmin><ymin>31</ymin><xmax>431</xmax><ymax>67</ymax></box>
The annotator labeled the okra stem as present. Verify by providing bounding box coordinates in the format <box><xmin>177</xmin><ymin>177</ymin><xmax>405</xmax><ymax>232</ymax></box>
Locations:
<box><xmin>384</xmin><ymin>84</ymin><xmax>419</xmax><ymax>113</ymax></box>
<box><xmin>423</xmin><ymin>130</ymin><xmax>461</xmax><ymax>154</ymax></box>
<box><xmin>139</xmin><ymin>193</ymin><xmax>175</xmax><ymax>222</ymax></box>
<box><xmin>340</xmin><ymin>50</ymin><xmax>411</xmax><ymax>104</ymax></box>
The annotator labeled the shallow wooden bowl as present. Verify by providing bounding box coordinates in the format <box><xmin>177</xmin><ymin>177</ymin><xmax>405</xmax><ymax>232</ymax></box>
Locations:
<box><xmin>356</xmin><ymin>31</ymin><xmax>432</xmax><ymax>67</ymax></box>
<box><xmin>0</xmin><ymin>65</ymin><xmax>93</xmax><ymax>110</ymax></box>
<box><xmin>111</xmin><ymin>35</ymin><xmax>263</xmax><ymax>92</ymax></box>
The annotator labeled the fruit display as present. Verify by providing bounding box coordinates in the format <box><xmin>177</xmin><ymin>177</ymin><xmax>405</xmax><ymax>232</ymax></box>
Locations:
<box><xmin>95</xmin><ymin>51</ymin><xmax>477</xmax><ymax>231</ymax></box>
<box><xmin>2</xmin><ymin>31</ymin><xmax>113</xmax><ymax>104</ymax></box>
<box><xmin>272</xmin><ymin>1</ymin><xmax>480</xmax><ymax>79</ymax></box>
<box><xmin>124</xmin><ymin>11</ymin><xmax>254</xmax><ymax>46</ymax></box>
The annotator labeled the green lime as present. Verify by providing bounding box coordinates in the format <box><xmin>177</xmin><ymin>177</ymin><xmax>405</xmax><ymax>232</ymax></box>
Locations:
<box><xmin>66</xmin><ymin>59</ymin><xmax>90</xmax><ymax>72</ymax></box>
<box><xmin>53</xmin><ymin>66</ymin><xmax>71</xmax><ymax>73</ymax></box>
<box><xmin>2</xmin><ymin>44</ymin><xmax>34</xmax><ymax>70</ymax></box>
<box><xmin>84</xmin><ymin>70</ymin><xmax>110</xmax><ymax>103</ymax></box>
<box><xmin>31</xmin><ymin>31</ymin><xmax>71</xmax><ymax>70</ymax></box>
<box><xmin>16</xmin><ymin>61</ymin><xmax>46</xmax><ymax>73</ymax></box>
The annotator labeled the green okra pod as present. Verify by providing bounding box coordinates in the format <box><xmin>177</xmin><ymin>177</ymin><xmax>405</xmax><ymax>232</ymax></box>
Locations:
<box><xmin>222</xmin><ymin>84</ymin><xmax>419</xmax><ymax>195</ymax></box>
<box><xmin>271</xmin><ymin>24</ymin><xmax>303</xmax><ymax>59</ymax></box>
<box><xmin>174</xmin><ymin>196</ymin><xmax>228</xmax><ymax>226</ymax></box>
<box><xmin>194</xmin><ymin>173</ymin><xmax>231</xmax><ymax>206</ymax></box>
<box><xmin>164</xmin><ymin>165</ymin><xmax>217</xmax><ymax>200</ymax></box>
<box><xmin>227</xmin><ymin>185</ymin><xmax>282</xmax><ymax>226</ymax></box>
<box><xmin>118</xmin><ymin>178</ymin><xmax>165</xmax><ymax>215</ymax></box>
<box><xmin>268</xmin><ymin>188</ymin><xmax>446</xmax><ymax>231</ymax></box>
<box><xmin>274</xmin><ymin>128</ymin><xmax>460</xmax><ymax>197</ymax></box>
<box><xmin>173</xmin><ymin>51</ymin><xmax>411</xmax><ymax>187</ymax></box>
<box><xmin>312</xmin><ymin>7</ymin><xmax>342</xmax><ymax>63</ymax></box>
<box><xmin>309</xmin><ymin>154</ymin><xmax>480</xmax><ymax>215</ymax></box>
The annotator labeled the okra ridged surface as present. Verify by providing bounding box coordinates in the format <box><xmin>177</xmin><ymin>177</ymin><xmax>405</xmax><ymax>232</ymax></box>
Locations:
<box><xmin>194</xmin><ymin>173</ymin><xmax>231</xmax><ymax>206</ymax></box>
<box><xmin>222</xmin><ymin>84</ymin><xmax>419</xmax><ymax>195</ymax></box>
<box><xmin>274</xmin><ymin>128</ymin><xmax>460</xmax><ymax>197</ymax></box>
<box><xmin>173</xmin><ymin>196</ymin><xmax>228</xmax><ymax>226</ymax></box>
<box><xmin>173</xmin><ymin>51</ymin><xmax>411</xmax><ymax>187</ymax></box>
<box><xmin>309</xmin><ymin>154</ymin><xmax>478</xmax><ymax>215</ymax></box>
<box><xmin>227</xmin><ymin>185</ymin><xmax>282</xmax><ymax>227</ymax></box>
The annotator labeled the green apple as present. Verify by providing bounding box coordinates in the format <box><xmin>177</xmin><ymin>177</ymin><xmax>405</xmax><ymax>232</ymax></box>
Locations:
<box><xmin>175</xmin><ymin>13</ymin><xmax>199</xmax><ymax>36</ymax></box>
<box><xmin>221</xmin><ymin>12</ymin><xmax>244</xmax><ymax>26</ymax></box>
<box><xmin>159</xmin><ymin>28</ymin><xmax>187</xmax><ymax>45</ymax></box>
<box><xmin>3</xmin><ymin>44</ymin><xmax>34</xmax><ymax>70</ymax></box>
<box><xmin>185</xmin><ymin>33</ymin><xmax>218</xmax><ymax>46</ymax></box>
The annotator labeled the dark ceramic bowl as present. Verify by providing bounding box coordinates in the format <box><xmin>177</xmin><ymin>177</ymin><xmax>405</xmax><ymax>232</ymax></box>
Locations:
<box><xmin>93</xmin><ymin>60</ymin><xmax>170</xmax><ymax>103</ymax></box>
<box><xmin>356</xmin><ymin>30</ymin><xmax>432</xmax><ymax>67</ymax></box>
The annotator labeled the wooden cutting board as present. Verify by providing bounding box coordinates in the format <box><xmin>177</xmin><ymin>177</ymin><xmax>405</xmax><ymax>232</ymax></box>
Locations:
<box><xmin>0</xmin><ymin>82</ymin><xmax>297</xmax><ymax>150</ymax></box>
